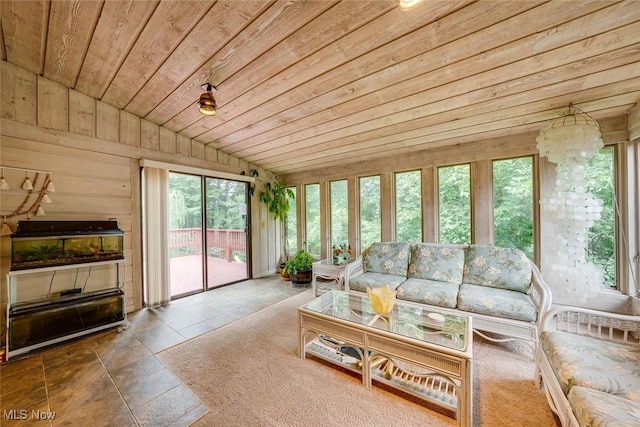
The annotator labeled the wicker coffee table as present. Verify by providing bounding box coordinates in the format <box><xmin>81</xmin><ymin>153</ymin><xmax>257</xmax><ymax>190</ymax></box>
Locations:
<box><xmin>298</xmin><ymin>290</ymin><xmax>473</xmax><ymax>426</ymax></box>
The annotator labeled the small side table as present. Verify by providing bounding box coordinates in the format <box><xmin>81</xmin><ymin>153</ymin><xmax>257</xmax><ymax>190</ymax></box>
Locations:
<box><xmin>311</xmin><ymin>258</ymin><xmax>354</xmax><ymax>297</ymax></box>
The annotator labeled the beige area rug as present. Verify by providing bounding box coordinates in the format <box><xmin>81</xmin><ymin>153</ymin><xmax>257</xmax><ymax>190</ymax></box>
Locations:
<box><xmin>158</xmin><ymin>290</ymin><xmax>559</xmax><ymax>426</ymax></box>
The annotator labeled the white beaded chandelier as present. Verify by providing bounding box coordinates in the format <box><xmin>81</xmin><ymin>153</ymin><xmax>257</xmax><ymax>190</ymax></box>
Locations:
<box><xmin>537</xmin><ymin>105</ymin><xmax>604</xmax><ymax>302</ymax></box>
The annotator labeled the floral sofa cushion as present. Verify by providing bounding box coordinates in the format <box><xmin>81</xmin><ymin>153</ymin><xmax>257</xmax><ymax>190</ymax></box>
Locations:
<box><xmin>569</xmin><ymin>386</ymin><xmax>640</xmax><ymax>427</ymax></box>
<box><xmin>348</xmin><ymin>272</ymin><xmax>406</xmax><ymax>293</ymax></box>
<box><xmin>363</xmin><ymin>242</ymin><xmax>411</xmax><ymax>276</ymax></box>
<box><xmin>539</xmin><ymin>331</ymin><xmax>640</xmax><ymax>402</ymax></box>
<box><xmin>462</xmin><ymin>244</ymin><xmax>532</xmax><ymax>293</ymax></box>
<box><xmin>407</xmin><ymin>243</ymin><xmax>465</xmax><ymax>284</ymax></box>
<box><xmin>397</xmin><ymin>277</ymin><xmax>459</xmax><ymax>308</ymax></box>
<box><xmin>457</xmin><ymin>283</ymin><xmax>537</xmax><ymax>322</ymax></box>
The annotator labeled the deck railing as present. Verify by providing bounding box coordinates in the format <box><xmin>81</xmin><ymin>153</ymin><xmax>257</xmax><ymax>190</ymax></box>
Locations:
<box><xmin>169</xmin><ymin>228</ymin><xmax>246</xmax><ymax>261</ymax></box>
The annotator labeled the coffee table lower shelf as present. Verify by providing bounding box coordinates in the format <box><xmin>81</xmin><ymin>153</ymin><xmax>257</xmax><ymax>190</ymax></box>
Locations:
<box><xmin>304</xmin><ymin>338</ymin><xmax>461</xmax><ymax>419</ymax></box>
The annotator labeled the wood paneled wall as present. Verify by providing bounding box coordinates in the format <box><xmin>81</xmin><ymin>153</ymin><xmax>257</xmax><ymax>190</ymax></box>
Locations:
<box><xmin>0</xmin><ymin>60</ymin><xmax>282</xmax><ymax>318</ymax></box>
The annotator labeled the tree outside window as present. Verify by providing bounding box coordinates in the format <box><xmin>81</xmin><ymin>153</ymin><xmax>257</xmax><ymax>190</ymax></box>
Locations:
<box><xmin>493</xmin><ymin>157</ymin><xmax>534</xmax><ymax>259</ymax></box>
<box><xmin>585</xmin><ymin>147</ymin><xmax>616</xmax><ymax>288</ymax></box>
<box><xmin>395</xmin><ymin>170</ymin><xmax>422</xmax><ymax>242</ymax></box>
<box><xmin>305</xmin><ymin>184</ymin><xmax>320</xmax><ymax>255</ymax></box>
<box><xmin>438</xmin><ymin>165</ymin><xmax>471</xmax><ymax>244</ymax></box>
<box><xmin>286</xmin><ymin>186</ymin><xmax>297</xmax><ymax>255</ymax></box>
<box><xmin>330</xmin><ymin>180</ymin><xmax>348</xmax><ymax>250</ymax></box>
<box><xmin>359</xmin><ymin>175</ymin><xmax>381</xmax><ymax>251</ymax></box>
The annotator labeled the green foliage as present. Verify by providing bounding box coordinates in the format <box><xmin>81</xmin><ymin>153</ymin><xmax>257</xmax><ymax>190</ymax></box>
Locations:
<box><xmin>284</xmin><ymin>249</ymin><xmax>314</xmax><ymax>274</ymax></box>
<box><xmin>305</xmin><ymin>184</ymin><xmax>321</xmax><ymax>254</ymax></box>
<box><xmin>359</xmin><ymin>176</ymin><xmax>382</xmax><ymax>250</ymax></box>
<box><xmin>585</xmin><ymin>147</ymin><xmax>616</xmax><ymax>287</ymax></box>
<box><xmin>330</xmin><ymin>180</ymin><xmax>348</xmax><ymax>247</ymax></box>
<box><xmin>168</xmin><ymin>173</ymin><xmax>248</xmax><ymax>231</ymax></box>
<box><xmin>395</xmin><ymin>170</ymin><xmax>422</xmax><ymax>242</ymax></box>
<box><xmin>493</xmin><ymin>157</ymin><xmax>534</xmax><ymax>259</ymax></box>
<box><xmin>240</xmin><ymin>169</ymin><xmax>260</xmax><ymax>197</ymax></box>
<box><xmin>438</xmin><ymin>165</ymin><xmax>471</xmax><ymax>244</ymax></box>
<box><xmin>260</xmin><ymin>180</ymin><xmax>295</xmax><ymax>222</ymax></box>
<box><xmin>285</xmin><ymin>187</ymin><xmax>297</xmax><ymax>254</ymax></box>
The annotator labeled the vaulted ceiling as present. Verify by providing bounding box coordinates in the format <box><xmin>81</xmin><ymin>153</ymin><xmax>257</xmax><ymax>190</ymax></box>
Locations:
<box><xmin>1</xmin><ymin>0</ymin><xmax>639</xmax><ymax>176</ymax></box>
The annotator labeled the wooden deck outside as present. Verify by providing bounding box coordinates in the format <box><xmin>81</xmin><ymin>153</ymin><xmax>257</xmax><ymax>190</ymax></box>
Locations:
<box><xmin>170</xmin><ymin>255</ymin><xmax>248</xmax><ymax>297</ymax></box>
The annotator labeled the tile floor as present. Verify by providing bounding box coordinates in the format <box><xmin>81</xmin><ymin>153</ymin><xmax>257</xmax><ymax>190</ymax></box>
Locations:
<box><xmin>0</xmin><ymin>275</ymin><xmax>313</xmax><ymax>426</ymax></box>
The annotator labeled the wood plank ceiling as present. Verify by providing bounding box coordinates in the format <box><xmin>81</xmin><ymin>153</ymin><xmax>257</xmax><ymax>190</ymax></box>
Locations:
<box><xmin>1</xmin><ymin>0</ymin><xmax>639</xmax><ymax>176</ymax></box>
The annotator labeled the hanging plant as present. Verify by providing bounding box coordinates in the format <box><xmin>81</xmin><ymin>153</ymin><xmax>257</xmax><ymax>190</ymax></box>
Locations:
<box><xmin>259</xmin><ymin>180</ymin><xmax>294</xmax><ymax>222</ymax></box>
<box><xmin>241</xmin><ymin>168</ymin><xmax>260</xmax><ymax>197</ymax></box>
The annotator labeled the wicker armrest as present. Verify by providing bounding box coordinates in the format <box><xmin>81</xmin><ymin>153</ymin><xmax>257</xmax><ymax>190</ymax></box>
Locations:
<box><xmin>540</xmin><ymin>305</ymin><xmax>640</xmax><ymax>344</ymax></box>
<box><xmin>529</xmin><ymin>260</ymin><xmax>552</xmax><ymax>322</ymax></box>
<box><xmin>344</xmin><ymin>256</ymin><xmax>364</xmax><ymax>292</ymax></box>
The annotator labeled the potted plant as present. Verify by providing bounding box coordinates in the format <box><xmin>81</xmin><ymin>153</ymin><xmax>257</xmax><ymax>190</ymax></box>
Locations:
<box><xmin>284</xmin><ymin>249</ymin><xmax>314</xmax><ymax>286</ymax></box>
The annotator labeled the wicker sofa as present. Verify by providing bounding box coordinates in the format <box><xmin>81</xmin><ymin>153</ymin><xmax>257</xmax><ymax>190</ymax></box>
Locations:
<box><xmin>537</xmin><ymin>306</ymin><xmax>640</xmax><ymax>426</ymax></box>
<box><xmin>344</xmin><ymin>242</ymin><xmax>552</xmax><ymax>347</ymax></box>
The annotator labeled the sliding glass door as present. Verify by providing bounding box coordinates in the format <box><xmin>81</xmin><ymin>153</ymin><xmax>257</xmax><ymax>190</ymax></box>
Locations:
<box><xmin>168</xmin><ymin>173</ymin><xmax>249</xmax><ymax>297</ymax></box>
<box><xmin>168</xmin><ymin>173</ymin><xmax>204</xmax><ymax>296</ymax></box>
<box><xmin>205</xmin><ymin>177</ymin><xmax>249</xmax><ymax>288</ymax></box>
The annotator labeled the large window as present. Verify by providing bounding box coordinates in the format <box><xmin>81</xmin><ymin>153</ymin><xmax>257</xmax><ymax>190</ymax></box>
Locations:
<box><xmin>359</xmin><ymin>175</ymin><xmax>381</xmax><ymax>251</ymax></box>
<box><xmin>395</xmin><ymin>170</ymin><xmax>422</xmax><ymax>242</ymax></box>
<box><xmin>585</xmin><ymin>147</ymin><xmax>616</xmax><ymax>288</ymax></box>
<box><xmin>285</xmin><ymin>186</ymin><xmax>297</xmax><ymax>255</ymax></box>
<box><xmin>305</xmin><ymin>184</ymin><xmax>321</xmax><ymax>256</ymax></box>
<box><xmin>438</xmin><ymin>164</ymin><xmax>471</xmax><ymax>244</ymax></box>
<box><xmin>493</xmin><ymin>157</ymin><xmax>534</xmax><ymax>259</ymax></box>
<box><xmin>330</xmin><ymin>180</ymin><xmax>348</xmax><ymax>250</ymax></box>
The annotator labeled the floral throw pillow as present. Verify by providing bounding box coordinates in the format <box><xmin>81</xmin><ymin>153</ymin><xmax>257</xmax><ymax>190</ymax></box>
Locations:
<box><xmin>363</xmin><ymin>242</ymin><xmax>410</xmax><ymax>276</ymax></box>
<box><xmin>462</xmin><ymin>244</ymin><xmax>531</xmax><ymax>293</ymax></box>
<box><xmin>407</xmin><ymin>243</ymin><xmax>465</xmax><ymax>284</ymax></box>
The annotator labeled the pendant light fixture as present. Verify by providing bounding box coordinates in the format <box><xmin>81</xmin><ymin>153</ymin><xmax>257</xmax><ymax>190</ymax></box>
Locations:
<box><xmin>399</xmin><ymin>0</ymin><xmax>423</xmax><ymax>10</ymax></box>
<box><xmin>198</xmin><ymin>83</ymin><xmax>217</xmax><ymax>116</ymax></box>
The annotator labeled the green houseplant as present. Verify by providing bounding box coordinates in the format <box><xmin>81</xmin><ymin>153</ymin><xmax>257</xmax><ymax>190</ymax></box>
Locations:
<box><xmin>284</xmin><ymin>249</ymin><xmax>314</xmax><ymax>285</ymax></box>
<box><xmin>259</xmin><ymin>180</ymin><xmax>294</xmax><ymax>222</ymax></box>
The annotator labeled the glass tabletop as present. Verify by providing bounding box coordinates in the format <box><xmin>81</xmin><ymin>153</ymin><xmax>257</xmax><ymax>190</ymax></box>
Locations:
<box><xmin>315</xmin><ymin>258</ymin><xmax>355</xmax><ymax>266</ymax></box>
<box><xmin>301</xmin><ymin>290</ymin><xmax>469</xmax><ymax>351</ymax></box>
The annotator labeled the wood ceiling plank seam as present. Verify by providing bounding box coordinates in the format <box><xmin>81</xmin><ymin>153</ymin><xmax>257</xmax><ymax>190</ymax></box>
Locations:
<box><xmin>124</xmin><ymin>1</ymin><xmax>273</xmax><ymax>118</ymax></box>
<box><xmin>122</xmin><ymin>0</ymin><xmax>248</xmax><ymax>117</ymax></box>
<box><xmin>131</xmin><ymin>0</ymin><xmax>332</xmax><ymax>122</ymax></box>
<box><xmin>229</xmin><ymin>20</ymin><xmax>640</xmax><ymax>158</ymax></box>
<box><xmin>178</xmin><ymin>0</ymin><xmax>401</xmax><ymax>139</ymax></box>
<box><xmin>204</xmin><ymin>0</ymin><xmax>622</xmax><ymax>150</ymax></box>
<box><xmin>276</xmin><ymin>111</ymin><xmax>629</xmax><ymax>177</ymax></box>
<box><xmin>252</xmin><ymin>80</ymin><xmax>640</xmax><ymax>168</ymax></box>
<box><xmin>199</xmin><ymin>0</ymin><xmax>608</xmax><ymax>148</ymax></box>
<box><xmin>248</xmin><ymin>70</ymin><xmax>640</xmax><ymax>165</ymax></box>
<box><xmin>0</xmin><ymin>0</ymin><xmax>50</xmax><ymax>75</ymax></box>
<box><xmin>43</xmin><ymin>0</ymin><xmax>105</xmax><ymax>88</ymax></box>
<box><xmin>217</xmin><ymin>0</ymin><xmax>351</xmax><ymax>95</ymax></box>
<box><xmin>146</xmin><ymin>0</ymin><xmax>336</xmax><ymax>126</ymax></box>
<box><xmin>271</xmin><ymin>104</ymin><xmax>635</xmax><ymax>175</ymax></box>
<box><xmin>164</xmin><ymin>3</ymin><xmax>470</xmax><ymax>142</ymax></box>
<box><xmin>75</xmin><ymin>0</ymin><xmax>161</xmax><ymax>99</ymax></box>
<box><xmin>191</xmin><ymin>0</ymin><xmax>487</xmax><ymax>143</ymax></box>
<box><xmin>262</xmin><ymin>92</ymin><xmax>639</xmax><ymax>170</ymax></box>
<box><xmin>263</xmin><ymin>50</ymin><xmax>640</xmax><ymax>161</ymax></box>
<box><xmin>230</xmin><ymin>7</ymin><xmax>640</xmax><ymax>155</ymax></box>
<box><xmin>250</xmin><ymin>74</ymin><xmax>640</xmax><ymax>167</ymax></box>
<box><xmin>69</xmin><ymin>0</ymin><xmax>106</xmax><ymax>89</ymax></box>
<box><xmin>0</xmin><ymin>18</ymin><xmax>5</xmax><ymax>61</ymax></box>
<box><xmin>140</xmin><ymin>0</ymin><xmax>279</xmax><ymax>125</ymax></box>
<box><xmin>101</xmin><ymin>0</ymin><xmax>215</xmax><ymax>110</ymax></box>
